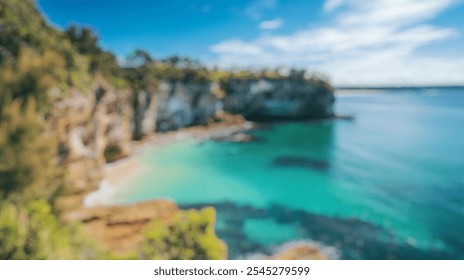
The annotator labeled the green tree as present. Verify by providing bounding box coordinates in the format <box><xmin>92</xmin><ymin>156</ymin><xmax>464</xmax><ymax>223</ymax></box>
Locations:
<box><xmin>0</xmin><ymin>100</ymin><xmax>60</xmax><ymax>198</ymax></box>
<box><xmin>65</xmin><ymin>25</ymin><xmax>121</xmax><ymax>78</ymax></box>
<box><xmin>0</xmin><ymin>48</ymin><xmax>66</xmax><ymax>114</ymax></box>
<box><xmin>141</xmin><ymin>207</ymin><xmax>227</xmax><ymax>260</ymax></box>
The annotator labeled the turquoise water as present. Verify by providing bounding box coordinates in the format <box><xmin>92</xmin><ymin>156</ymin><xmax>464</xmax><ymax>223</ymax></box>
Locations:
<box><xmin>112</xmin><ymin>89</ymin><xmax>464</xmax><ymax>259</ymax></box>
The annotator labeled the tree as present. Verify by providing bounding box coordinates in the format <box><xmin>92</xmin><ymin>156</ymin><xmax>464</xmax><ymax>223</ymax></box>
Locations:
<box><xmin>0</xmin><ymin>100</ymin><xmax>60</xmax><ymax>198</ymax></box>
<box><xmin>141</xmin><ymin>207</ymin><xmax>227</xmax><ymax>260</ymax></box>
<box><xmin>0</xmin><ymin>48</ymin><xmax>65</xmax><ymax>114</ymax></box>
<box><xmin>66</xmin><ymin>26</ymin><xmax>99</xmax><ymax>55</ymax></box>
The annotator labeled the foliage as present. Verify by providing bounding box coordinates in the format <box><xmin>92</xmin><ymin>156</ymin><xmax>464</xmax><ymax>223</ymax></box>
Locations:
<box><xmin>0</xmin><ymin>48</ymin><xmax>66</xmax><ymax>113</ymax></box>
<box><xmin>123</xmin><ymin>52</ymin><xmax>211</xmax><ymax>92</ymax></box>
<box><xmin>0</xmin><ymin>198</ymin><xmax>102</xmax><ymax>259</ymax></box>
<box><xmin>0</xmin><ymin>0</ymin><xmax>58</xmax><ymax>62</ymax></box>
<box><xmin>141</xmin><ymin>207</ymin><xmax>227</xmax><ymax>260</ymax></box>
<box><xmin>215</xmin><ymin>68</ymin><xmax>334</xmax><ymax>95</ymax></box>
<box><xmin>65</xmin><ymin>25</ymin><xmax>122</xmax><ymax>81</ymax></box>
<box><xmin>0</xmin><ymin>100</ymin><xmax>61</xmax><ymax>199</ymax></box>
<box><xmin>0</xmin><ymin>0</ymin><xmax>102</xmax><ymax>92</ymax></box>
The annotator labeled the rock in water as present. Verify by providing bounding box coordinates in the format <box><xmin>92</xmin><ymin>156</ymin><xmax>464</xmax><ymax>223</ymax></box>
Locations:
<box><xmin>272</xmin><ymin>243</ymin><xmax>328</xmax><ymax>260</ymax></box>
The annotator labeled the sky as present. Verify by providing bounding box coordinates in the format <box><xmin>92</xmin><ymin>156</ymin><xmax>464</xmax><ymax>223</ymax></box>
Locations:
<box><xmin>37</xmin><ymin>0</ymin><xmax>464</xmax><ymax>86</ymax></box>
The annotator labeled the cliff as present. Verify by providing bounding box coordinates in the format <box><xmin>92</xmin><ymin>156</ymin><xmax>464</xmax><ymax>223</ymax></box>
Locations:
<box><xmin>223</xmin><ymin>78</ymin><xmax>335</xmax><ymax>121</ymax></box>
<box><xmin>133</xmin><ymin>81</ymin><xmax>219</xmax><ymax>137</ymax></box>
<box><xmin>134</xmin><ymin>77</ymin><xmax>335</xmax><ymax>137</ymax></box>
<box><xmin>50</xmin><ymin>77</ymin><xmax>133</xmax><ymax>208</ymax></box>
<box><xmin>155</xmin><ymin>82</ymin><xmax>219</xmax><ymax>132</ymax></box>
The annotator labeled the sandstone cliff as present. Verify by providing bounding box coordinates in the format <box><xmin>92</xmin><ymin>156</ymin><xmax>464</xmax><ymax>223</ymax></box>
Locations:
<box><xmin>50</xmin><ymin>77</ymin><xmax>133</xmax><ymax>205</ymax></box>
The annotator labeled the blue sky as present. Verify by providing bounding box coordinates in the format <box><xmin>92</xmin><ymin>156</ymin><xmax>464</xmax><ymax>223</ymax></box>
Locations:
<box><xmin>37</xmin><ymin>0</ymin><xmax>464</xmax><ymax>86</ymax></box>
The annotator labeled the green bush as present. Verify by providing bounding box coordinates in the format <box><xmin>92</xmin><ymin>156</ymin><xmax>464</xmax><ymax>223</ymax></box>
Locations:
<box><xmin>141</xmin><ymin>207</ymin><xmax>227</xmax><ymax>260</ymax></box>
<box><xmin>0</xmin><ymin>199</ymin><xmax>101</xmax><ymax>260</ymax></box>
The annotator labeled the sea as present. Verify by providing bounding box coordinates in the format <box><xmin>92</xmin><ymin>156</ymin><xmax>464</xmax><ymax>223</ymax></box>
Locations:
<box><xmin>109</xmin><ymin>88</ymin><xmax>464</xmax><ymax>259</ymax></box>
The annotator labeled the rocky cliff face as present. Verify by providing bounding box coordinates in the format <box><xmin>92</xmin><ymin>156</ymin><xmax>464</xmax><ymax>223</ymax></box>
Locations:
<box><xmin>154</xmin><ymin>82</ymin><xmax>219</xmax><ymax>132</ymax></box>
<box><xmin>132</xmin><ymin>81</ymin><xmax>219</xmax><ymax>135</ymax></box>
<box><xmin>223</xmin><ymin>78</ymin><xmax>335</xmax><ymax>121</ymax></box>
<box><xmin>134</xmin><ymin>78</ymin><xmax>335</xmax><ymax>134</ymax></box>
<box><xmin>51</xmin><ymin>77</ymin><xmax>335</xmax><ymax>205</ymax></box>
<box><xmin>50</xmin><ymin>78</ymin><xmax>133</xmax><ymax>199</ymax></box>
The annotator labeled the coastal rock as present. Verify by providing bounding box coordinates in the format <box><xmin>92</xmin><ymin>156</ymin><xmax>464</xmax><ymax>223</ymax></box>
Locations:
<box><xmin>270</xmin><ymin>243</ymin><xmax>328</xmax><ymax>260</ymax></box>
<box><xmin>63</xmin><ymin>200</ymin><xmax>179</xmax><ymax>256</ymax></box>
<box><xmin>223</xmin><ymin>78</ymin><xmax>335</xmax><ymax>121</ymax></box>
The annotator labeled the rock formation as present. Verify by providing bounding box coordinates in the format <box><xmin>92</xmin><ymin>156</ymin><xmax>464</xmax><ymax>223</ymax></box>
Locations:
<box><xmin>223</xmin><ymin>78</ymin><xmax>335</xmax><ymax>121</ymax></box>
<box><xmin>63</xmin><ymin>200</ymin><xmax>179</xmax><ymax>256</ymax></box>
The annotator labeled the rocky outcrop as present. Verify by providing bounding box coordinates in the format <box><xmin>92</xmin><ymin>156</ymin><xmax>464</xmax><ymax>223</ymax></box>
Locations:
<box><xmin>131</xmin><ymin>81</ymin><xmax>219</xmax><ymax>136</ymax></box>
<box><xmin>63</xmin><ymin>200</ymin><xmax>179</xmax><ymax>256</ymax></box>
<box><xmin>270</xmin><ymin>243</ymin><xmax>328</xmax><ymax>260</ymax></box>
<box><xmin>132</xmin><ymin>89</ymin><xmax>158</xmax><ymax>140</ymax></box>
<box><xmin>155</xmin><ymin>82</ymin><xmax>219</xmax><ymax>132</ymax></box>
<box><xmin>130</xmin><ymin>78</ymin><xmax>335</xmax><ymax>136</ymax></box>
<box><xmin>50</xmin><ymin>77</ymin><xmax>133</xmax><ymax>199</ymax></box>
<box><xmin>223</xmin><ymin>78</ymin><xmax>335</xmax><ymax>121</ymax></box>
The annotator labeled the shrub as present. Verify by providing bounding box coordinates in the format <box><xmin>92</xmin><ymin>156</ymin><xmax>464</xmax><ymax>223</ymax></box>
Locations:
<box><xmin>0</xmin><ymin>199</ymin><xmax>101</xmax><ymax>259</ymax></box>
<box><xmin>141</xmin><ymin>207</ymin><xmax>227</xmax><ymax>260</ymax></box>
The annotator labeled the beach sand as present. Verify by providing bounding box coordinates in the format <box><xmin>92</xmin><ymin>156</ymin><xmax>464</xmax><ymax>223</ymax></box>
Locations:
<box><xmin>104</xmin><ymin>157</ymin><xmax>145</xmax><ymax>188</ymax></box>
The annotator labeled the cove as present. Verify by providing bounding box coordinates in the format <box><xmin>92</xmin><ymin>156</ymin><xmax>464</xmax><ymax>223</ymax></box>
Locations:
<box><xmin>110</xmin><ymin>88</ymin><xmax>464</xmax><ymax>259</ymax></box>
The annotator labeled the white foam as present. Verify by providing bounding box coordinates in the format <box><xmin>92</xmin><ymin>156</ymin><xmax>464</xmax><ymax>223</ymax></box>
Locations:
<box><xmin>83</xmin><ymin>180</ymin><xmax>116</xmax><ymax>207</ymax></box>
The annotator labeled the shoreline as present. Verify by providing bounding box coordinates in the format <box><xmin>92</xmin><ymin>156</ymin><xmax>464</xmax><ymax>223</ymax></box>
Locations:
<box><xmin>85</xmin><ymin>112</ymin><xmax>254</xmax><ymax>207</ymax></box>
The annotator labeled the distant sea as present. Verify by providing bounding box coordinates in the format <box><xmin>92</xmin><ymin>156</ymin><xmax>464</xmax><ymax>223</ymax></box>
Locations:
<box><xmin>111</xmin><ymin>88</ymin><xmax>464</xmax><ymax>259</ymax></box>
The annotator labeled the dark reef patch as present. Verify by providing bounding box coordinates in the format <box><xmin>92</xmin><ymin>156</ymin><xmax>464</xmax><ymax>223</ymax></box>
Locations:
<box><xmin>272</xmin><ymin>156</ymin><xmax>330</xmax><ymax>171</ymax></box>
<box><xmin>181</xmin><ymin>202</ymin><xmax>458</xmax><ymax>260</ymax></box>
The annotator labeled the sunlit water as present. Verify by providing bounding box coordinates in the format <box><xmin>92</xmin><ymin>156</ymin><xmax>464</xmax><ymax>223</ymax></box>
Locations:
<box><xmin>111</xmin><ymin>88</ymin><xmax>464</xmax><ymax>259</ymax></box>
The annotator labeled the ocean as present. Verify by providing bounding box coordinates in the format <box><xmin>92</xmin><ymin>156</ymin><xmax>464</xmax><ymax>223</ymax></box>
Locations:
<box><xmin>110</xmin><ymin>88</ymin><xmax>464</xmax><ymax>259</ymax></box>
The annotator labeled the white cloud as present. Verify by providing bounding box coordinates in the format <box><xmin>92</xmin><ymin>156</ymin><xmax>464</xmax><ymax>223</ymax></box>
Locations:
<box><xmin>211</xmin><ymin>0</ymin><xmax>464</xmax><ymax>86</ymax></box>
<box><xmin>259</xmin><ymin>18</ymin><xmax>283</xmax><ymax>30</ymax></box>
<box><xmin>339</xmin><ymin>0</ymin><xmax>455</xmax><ymax>27</ymax></box>
<box><xmin>211</xmin><ymin>39</ymin><xmax>264</xmax><ymax>56</ymax></box>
